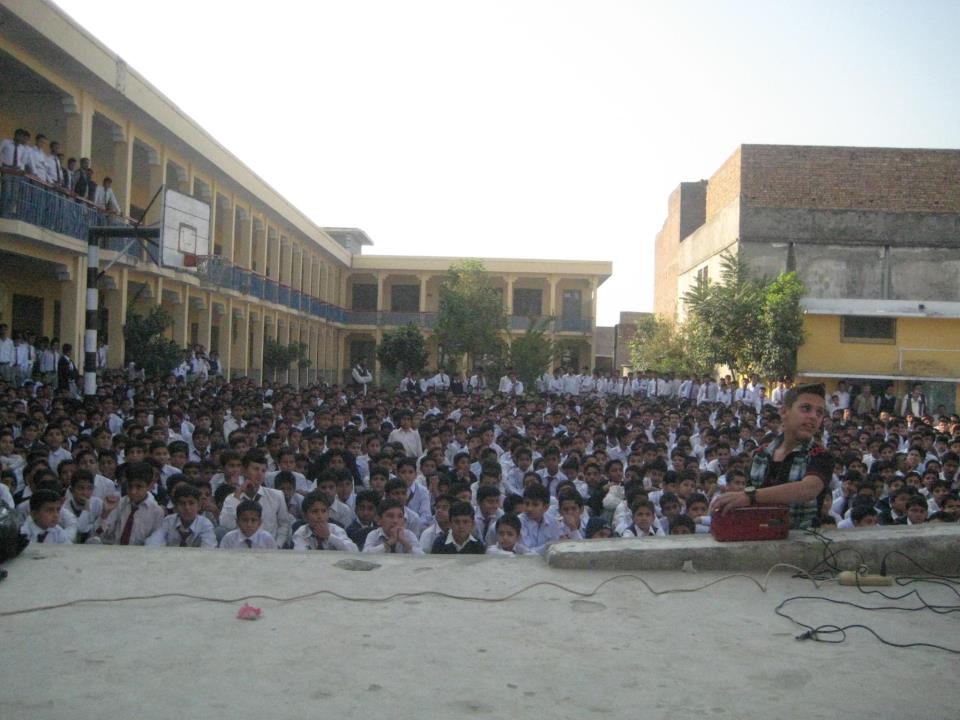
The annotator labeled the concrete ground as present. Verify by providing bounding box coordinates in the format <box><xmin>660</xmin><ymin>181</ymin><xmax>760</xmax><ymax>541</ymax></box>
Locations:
<box><xmin>1</xmin><ymin>544</ymin><xmax>958</xmax><ymax>720</ymax></box>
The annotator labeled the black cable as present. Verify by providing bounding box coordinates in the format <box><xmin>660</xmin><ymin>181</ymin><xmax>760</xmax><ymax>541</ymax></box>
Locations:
<box><xmin>879</xmin><ymin>550</ymin><xmax>960</xmax><ymax>579</ymax></box>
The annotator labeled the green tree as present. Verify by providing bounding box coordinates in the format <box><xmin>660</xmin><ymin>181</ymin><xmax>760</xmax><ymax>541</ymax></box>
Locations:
<box><xmin>504</xmin><ymin>318</ymin><xmax>559</xmax><ymax>390</ymax></box>
<box><xmin>376</xmin><ymin>323</ymin><xmax>429</xmax><ymax>382</ymax></box>
<box><xmin>263</xmin><ymin>338</ymin><xmax>311</xmax><ymax>381</ymax></box>
<box><xmin>629</xmin><ymin>315</ymin><xmax>710</xmax><ymax>377</ymax></box>
<box><xmin>122</xmin><ymin>306</ymin><xmax>183</xmax><ymax>380</ymax></box>
<box><xmin>434</xmin><ymin>259</ymin><xmax>507</xmax><ymax>369</ymax></box>
<box><xmin>681</xmin><ymin>251</ymin><xmax>806</xmax><ymax>379</ymax></box>
<box><xmin>759</xmin><ymin>271</ymin><xmax>806</xmax><ymax>379</ymax></box>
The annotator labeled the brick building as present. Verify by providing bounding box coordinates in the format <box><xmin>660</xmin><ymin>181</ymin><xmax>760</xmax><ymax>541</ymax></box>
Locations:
<box><xmin>654</xmin><ymin>144</ymin><xmax>960</xmax><ymax>412</ymax></box>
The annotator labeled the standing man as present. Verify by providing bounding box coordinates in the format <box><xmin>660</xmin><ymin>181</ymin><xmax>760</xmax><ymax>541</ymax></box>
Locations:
<box><xmin>713</xmin><ymin>383</ymin><xmax>832</xmax><ymax>529</ymax></box>
<box><xmin>900</xmin><ymin>383</ymin><xmax>928</xmax><ymax>418</ymax></box>
<box><xmin>351</xmin><ymin>359</ymin><xmax>373</xmax><ymax>396</ymax></box>
<box><xmin>0</xmin><ymin>324</ymin><xmax>14</xmax><ymax>385</ymax></box>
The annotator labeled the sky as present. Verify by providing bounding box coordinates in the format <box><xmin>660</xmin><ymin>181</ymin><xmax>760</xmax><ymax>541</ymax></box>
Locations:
<box><xmin>53</xmin><ymin>0</ymin><xmax>960</xmax><ymax>325</ymax></box>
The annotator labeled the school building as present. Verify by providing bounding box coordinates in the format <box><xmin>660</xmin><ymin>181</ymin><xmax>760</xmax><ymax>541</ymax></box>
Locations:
<box><xmin>653</xmin><ymin>144</ymin><xmax>960</xmax><ymax>412</ymax></box>
<box><xmin>0</xmin><ymin>0</ymin><xmax>611</xmax><ymax>385</ymax></box>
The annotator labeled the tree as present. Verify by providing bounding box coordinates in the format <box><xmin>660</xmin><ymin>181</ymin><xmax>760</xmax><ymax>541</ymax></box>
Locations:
<box><xmin>434</xmin><ymin>259</ymin><xmax>507</xmax><ymax>369</ymax></box>
<box><xmin>629</xmin><ymin>315</ymin><xmax>710</xmax><ymax>377</ymax></box>
<box><xmin>681</xmin><ymin>251</ymin><xmax>806</xmax><ymax>379</ymax></box>
<box><xmin>376</xmin><ymin>323</ymin><xmax>428</xmax><ymax>380</ymax></box>
<box><xmin>263</xmin><ymin>338</ymin><xmax>311</xmax><ymax>381</ymax></box>
<box><xmin>504</xmin><ymin>318</ymin><xmax>559</xmax><ymax>390</ymax></box>
<box><xmin>122</xmin><ymin>306</ymin><xmax>182</xmax><ymax>380</ymax></box>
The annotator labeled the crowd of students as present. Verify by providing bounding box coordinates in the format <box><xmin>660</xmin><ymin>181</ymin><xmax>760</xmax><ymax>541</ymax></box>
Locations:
<box><xmin>3</xmin><ymin>363</ymin><xmax>959</xmax><ymax>558</ymax></box>
<box><xmin>1</xmin><ymin>127</ymin><xmax>122</xmax><ymax>212</ymax></box>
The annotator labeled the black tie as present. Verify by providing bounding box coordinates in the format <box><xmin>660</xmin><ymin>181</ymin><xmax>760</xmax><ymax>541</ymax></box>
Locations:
<box><xmin>179</xmin><ymin>528</ymin><xmax>192</xmax><ymax>547</ymax></box>
<box><xmin>37</xmin><ymin>531</ymin><xmax>48</xmax><ymax>543</ymax></box>
<box><xmin>244</xmin><ymin>538</ymin><xmax>253</xmax><ymax>548</ymax></box>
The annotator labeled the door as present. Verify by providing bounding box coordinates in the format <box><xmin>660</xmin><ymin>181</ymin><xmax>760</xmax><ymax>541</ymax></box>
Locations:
<box><xmin>12</xmin><ymin>294</ymin><xmax>43</xmax><ymax>336</ymax></box>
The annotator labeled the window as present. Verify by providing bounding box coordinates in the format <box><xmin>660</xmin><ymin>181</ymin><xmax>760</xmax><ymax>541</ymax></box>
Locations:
<box><xmin>391</xmin><ymin>284</ymin><xmax>420</xmax><ymax>312</ymax></box>
<box><xmin>352</xmin><ymin>284</ymin><xmax>377</xmax><ymax>311</ymax></box>
<box><xmin>513</xmin><ymin>288</ymin><xmax>542</xmax><ymax>316</ymax></box>
<box><xmin>841</xmin><ymin>316</ymin><xmax>896</xmax><ymax>343</ymax></box>
<box><xmin>696</xmin><ymin>266</ymin><xmax>709</xmax><ymax>285</ymax></box>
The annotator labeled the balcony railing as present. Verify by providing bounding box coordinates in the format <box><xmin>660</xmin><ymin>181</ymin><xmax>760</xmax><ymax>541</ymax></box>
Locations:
<box><xmin>557</xmin><ymin>316</ymin><xmax>591</xmax><ymax>332</ymax></box>
<box><xmin>1</xmin><ymin>169</ymin><xmax>136</xmax><ymax>241</ymax></box>
<box><xmin>264</xmin><ymin>278</ymin><xmax>278</xmax><ymax>304</ymax></box>
<box><xmin>509</xmin><ymin>315</ymin><xmax>552</xmax><ymax>331</ymax></box>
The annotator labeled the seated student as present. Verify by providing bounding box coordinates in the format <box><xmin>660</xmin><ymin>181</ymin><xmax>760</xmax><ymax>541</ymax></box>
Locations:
<box><xmin>485</xmin><ymin>514</ymin><xmax>532</xmax><ymax>556</ymax></box>
<box><xmin>21</xmin><ymin>488</ymin><xmax>70</xmax><ymax>544</ymax></box>
<box><xmin>210</xmin><ymin>450</ymin><xmax>243</xmax><ymax>494</ymax></box>
<box><xmin>475</xmin><ymin>485</ymin><xmax>503</xmax><ymax>546</ymax></box>
<box><xmin>265</xmin><ymin>448</ymin><xmax>313</xmax><ymax>495</ymax></box>
<box><xmin>315</xmin><ymin>469</ymin><xmax>357</xmax><ymax>528</ymax></box>
<box><xmin>396</xmin><ymin>456</ymin><xmax>431</xmax><ymax>521</ymax></box>
<box><xmin>347</xmin><ymin>490</ymin><xmax>381</xmax><ymax>550</ymax></box>
<box><xmin>667</xmin><ymin>514</ymin><xmax>696</xmax><ymax>535</ymax></box>
<box><xmin>585</xmin><ymin>517</ymin><xmax>614</xmax><ymax>539</ymax></box>
<box><xmin>420</xmin><ymin>494</ymin><xmax>454</xmax><ymax>553</ymax></box>
<box><xmin>219</xmin><ymin>450</ymin><xmax>292</xmax><ymax>548</ymax></box>
<box><xmin>60</xmin><ymin>470</ymin><xmax>104</xmax><ymax>543</ymax></box>
<box><xmin>927</xmin><ymin>479</ymin><xmax>952</xmax><ymax>514</ymax></box>
<box><xmin>432</xmin><ymin>500</ymin><xmax>486</xmax><ymax>554</ymax></box>
<box><xmin>837</xmin><ymin>500</ymin><xmax>879</xmax><ymax>529</ymax></box>
<box><xmin>362</xmin><ymin>498</ymin><xmax>424</xmax><ymax>554</ymax></box>
<box><xmin>939</xmin><ymin>494</ymin><xmax>960</xmax><ymax>522</ymax></box>
<box><xmin>612</xmin><ymin>480</ymin><xmax>652</xmax><ymax>533</ymax></box>
<box><xmin>657</xmin><ymin>491</ymin><xmax>682</xmax><ymax>535</ymax></box>
<box><xmin>274</xmin><ymin>471</ymin><xmax>303</xmax><ymax>523</ymax></box>
<box><xmin>367</xmin><ymin>465</ymin><xmax>390</xmax><ymax>498</ymax></box>
<box><xmin>557</xmin><ymin>489</ymin><xmax>585</xmax><ymax>541</ymax></box>
<box><xmin>905</xmin><ymin>496</ymin><xmax>928</xmax><ymax>526</ymax></box>
<box><xmin>292</xmin><ymin>492</ymin><xmax>359</xmax><ymax>551</ymax></box>
<box><xmin>519</xmin><ymin>483</ymin><xmax>562</xmax><ymax>554</ymax></box>
<box><xmin>878</xmin><ymin>486</ymin><xmax>912</xmax><ymax>525</ymax></box>
<box><xmin>219</xmin><ymin>499</ymin><xmax>277</xmax><ymax>549</ymax></box>
<box><xmin>581</xmin><ymin>462</ymin><xmax>607</xmax><ymax>517</ymax></box>
<box><xmin>384</xmin><ymin>478</ymin><xmax>423</xmax><ymax>536</ymax></box>
<box><xmin>684</xmin><ymin>493</ymin><xmax>711</xmax><ymax>533</ymax></box>
<box><xmin>619</xmin><ymin>499</ymin><xmax>665</xmax><ymax>537</ymax></box>
<box><xmin>335</xmin><ymin>470</ymin><xmax>357</xmax><ymax>511</ymax></box>
<box><xmin>145</xmin><ymin>483</ymin><xmax>217</xmax><ymax>548</ymax></box>
<box><xmin>94</xmin><ymin>462</ymin><xmax>165</xmax><ymax>545</ymax></box>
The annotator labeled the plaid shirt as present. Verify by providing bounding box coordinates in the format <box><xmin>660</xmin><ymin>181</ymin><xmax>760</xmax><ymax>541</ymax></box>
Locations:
<box><xmin>749</xmin><ymin>434</ymin><xmax>829</xmax><ymax>530</ymax></box>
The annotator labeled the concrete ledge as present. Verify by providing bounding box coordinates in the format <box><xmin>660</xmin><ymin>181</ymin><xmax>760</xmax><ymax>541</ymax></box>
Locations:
<box><xmin>546</xmin><ymin>524</ymin><xmax>960</xmax><ymax>575</ymax></box>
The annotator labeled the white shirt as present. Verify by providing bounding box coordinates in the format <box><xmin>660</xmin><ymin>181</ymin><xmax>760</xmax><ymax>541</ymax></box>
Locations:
<box><xmin>0</xmin><ymin>139</ymin><xmax>27</xmax><ymax>169</ymax></box>
<box><xmin>21</xmin><ymin>516</ymin><xmax>71</xmax><ymax>544</ymax></box>
<box><xmin>219</xmin><ymin>486</ymin><xmax>293</xmax><ymax>548</ymax></box>
<box><xmin>95</xmin><ymin>497</ymin><xmax>166</xmax><ymax>545</ymax></box>
<box><xmin>292</xmin><ymin>523</ymin><xmax>358</xmax><ymax>551</ymax></box>
<box><xmin>94</xmin><ymin>185</ymin><xmax>122</xmax><ymax>213</ymax></box>
<box><xmin>60</xmin><ymin>495</ymin><xmax>104</xmax><ymax>541</ymax></box>
<box><xmin>146</xmin><ymin>514</ymin><xmax>217</xmax><ymax>548</ymax></box>
<box><xmin>429</xmin><ymin>373</ymin><xmax>450</xmax><ymax>391</ymax></box>
<box><xmin>387</xmin><ymin>427</ymin><xmax>423</xmax><ymax>458</ymax></box>
<box><xmin>361</xmin><ymin>527</ymin><xmax>424</xmax><ymax>554</ymax></box>
<box><xmin>219</xmin><ymin>528</ymin><xmax>276</xmax><ymax>549</ymax></box>
<box><xmin>0</xmin><ymin>337</ymin><xmax>14</xmax><ymax>364</ymax></box>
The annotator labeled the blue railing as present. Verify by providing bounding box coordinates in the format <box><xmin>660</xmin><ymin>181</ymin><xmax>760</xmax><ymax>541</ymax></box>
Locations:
<box><xmin>264</xmin><ymin>278</ymin><xmax>278</xmax><ymax>304</ymax></box>
<box><xmin>231</xmin><ymin>267</ymin><xmax>250</xmax><ymax>294</ymax></box>
<box><xmin>289</xmin><ymin>289</ymin><xmax>302</xmax><ymax>311</ymax></box>
<box><xmin>509</xmin><ymin>315</ymin><xmax>552</xmax><ymax>331</ymax></box>
<box><xmin>558</xmin><ymin>316</ymin><xmax>591</xmax><ymax>332</ymax></box>
<box><xmin>278</xmin><ymin>284</ymin><xmax>290</xmax><ymax>307</ymax></box>
<box><xmin>0</xmin><ymin>170</ymin><xmax>134</xmax><ymax>241</ymax></box>
<box><xmin>249</xmin><ymin>273</ymin><xmax>264</xmax><ymax>299</ymax></box>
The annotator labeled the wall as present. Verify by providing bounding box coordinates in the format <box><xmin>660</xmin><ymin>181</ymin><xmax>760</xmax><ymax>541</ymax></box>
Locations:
<box><xmin>797</xmin><ymin>314</ymin><xmax>960</xmax><ymax>378</ymax></box>
<box><xmin>740</xmin><ymin>145</ymin><xmax>960</xmax><ymax>213</ymax></box>
<box><xmin>705</xmin><ymin>147</ymin><xmax>741</xmax><ymax>221</ymax></box>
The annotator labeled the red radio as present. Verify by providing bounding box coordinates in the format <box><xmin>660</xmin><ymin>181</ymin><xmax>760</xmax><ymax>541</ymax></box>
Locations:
<box><xmin>710</xmin><ymin>506</ymin><xmax>791</xmax><ymax>542</ymax></box>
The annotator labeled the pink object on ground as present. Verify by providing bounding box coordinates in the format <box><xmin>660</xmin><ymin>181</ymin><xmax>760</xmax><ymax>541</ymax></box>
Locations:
<box><xmin>236</xmin><ymin>603</ymin><xmax>262</xmax><ymax>620</ymax></box>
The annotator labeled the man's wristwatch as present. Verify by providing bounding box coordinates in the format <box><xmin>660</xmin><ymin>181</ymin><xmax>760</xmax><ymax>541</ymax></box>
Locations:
<box><xmin>744</xmin><ymin>486</ymin><xmax>758</xmax><ymax>506</ymax></box>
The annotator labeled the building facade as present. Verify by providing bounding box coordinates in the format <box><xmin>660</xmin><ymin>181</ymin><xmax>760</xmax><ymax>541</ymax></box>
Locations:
<box><xmin>654</xmin><ymin>144</ymin><xmax>960</xmax><ymax>412</ymax></box>
<box><xmin>0</xmin><ymin>0</ymin><xmax>610</xmax><ymax>385</ymax></box>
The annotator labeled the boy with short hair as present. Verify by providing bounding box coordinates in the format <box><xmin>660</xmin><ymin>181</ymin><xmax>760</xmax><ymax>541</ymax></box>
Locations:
<box><xmin>519</xmin><ymin>483</ymin><xmax>562</xmax><ymax>554</ymax></box>
<box><xmin>620</xmin><ymin>499</ymin><xmax>664</xmax><ymax>537</ymax></box>
<box><xmin>384</xmin><ymin>478</ymin><xmax>423</xmax><ymax>536</ymax></box>
<box><xmin>94</xmin><ymin>462</ymin><xmax>165</xmax><ymax>545</ymax></box>
<box><xmin>273</xmin><ymin>471</ymin><xmax>303</xmax><ymax>522</ymax></box>
<box><xmin>218</xmin><ymin>450</ymin><xmax>292</xmax><ymax>548</ymax></box>
<box><xmin>362</xmin><ymin>498</ymin><xmax>424</xmax><ymax>554</ymax></box>
<box><xmin>21</xmin><ymin>488</ymin><xmax>70</xmax><ymax>544</ymax></box>
<box><xmin>558</xmin><ymin>491</ymin><xmax>585</xmax><ymax>541</ymax></box>
<box><xmin>145</xmin><ymin>483</ymin><xmax>217</xmax><ymax>547</ymax></box>
<box><xmin>485</xmin><ymin>514</ymin><xmax>532</xmax><ymax>555</ymax></box>
<box><xmin>219</xmin><ymin>500</ymin><xmax>276</xmax><ymax>549</ymax></box>
<box><xmin>905</xmin><ymin>497</ymin><xmax>928</xmax><ymax>526</ymax></box>
<box><xmin>420</xmin><ymin>494</ymin><xmax>454</xmax><ymax>553</ymax></box>
<box><xmin>346</xmin><ymin>490</ymin><xmax>381</xmax><ymax>550</ymax></box>
<box><xmin>315</xmin><ymin>469</ymin><xmax>357</xmax><ymax>527</ymax></box>
<box><xmin>60</xmin><ymin>469</ymin><xmax>103</xmax><ymax>543</ymax></box>
<box><xmin>292</xmin><ymin>492</ymin><xmax>359</xmax><ymax>551</ymax></box>
<box><xmin>475</xmin><ymin>484</ymin><xmax>503</xmax><ymax>546</ymax></box>
<box><xmin>432</xmin><ymin>500</ymin><xmax>486</xmax><ymax>554</ymax></box>
<box><xmin>396</xmin><ymin>457</ymin><xmax>431</xmax><ymax>521</ymax></box>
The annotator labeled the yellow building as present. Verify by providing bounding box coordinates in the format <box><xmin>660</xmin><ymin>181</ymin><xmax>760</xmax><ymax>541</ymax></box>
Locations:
<box><xmin>653</xmin><ymin>145</ymin><xmax>960</xmax><ymax>413</ymax></box>
<box><xmin>0</xmin><ymin>0</ymin><xmax>610</xmax><ymax>385</ymax></box>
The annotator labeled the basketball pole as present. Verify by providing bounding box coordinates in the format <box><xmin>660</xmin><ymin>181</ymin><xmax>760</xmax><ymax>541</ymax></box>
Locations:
<box><xmin>84</xmin><ymin>225</ymin><xmax>161</xmax><ymax>399</ymax></box>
